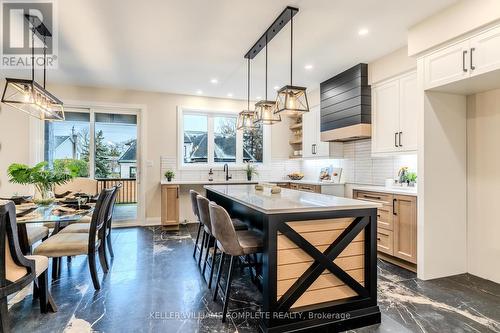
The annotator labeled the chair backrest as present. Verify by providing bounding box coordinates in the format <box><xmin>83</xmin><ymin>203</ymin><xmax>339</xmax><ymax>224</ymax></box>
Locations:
<box><xmin>189</xmin><ymin>190</ymin><xmax>200</xmax><ymax>221</ymax></box>
<box><xmin>0</xmin><ymin>201</ymin><xmax>36</xmax><ymax>297</ymax></box>
<box><xmin>55</xmin><ymin>177</ymin><xmax>98</xmax><ymax>196</ymax></box>
<box><xmin>196</xmin><ymin>195</ymin><xmax>212</xmax><ymax>233</ymax></box>
<box><xmin>208</xmin><ymin>202</ymin><xmax>243</xmax><ymax>256</ymax></box>
<box><xmin>88</xmin><ymin>187</ymin><xmax>114</xmax><ymax>252</ymax></box>
<box><xmin>104</xmin><ymin>184</ymin><xmax>121</xmax><ymax>231</ymax></box>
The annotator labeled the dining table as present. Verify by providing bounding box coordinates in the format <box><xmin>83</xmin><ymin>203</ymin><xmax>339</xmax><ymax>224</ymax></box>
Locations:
<box><xmin>15</xmin><ymin>202</ymin><xmax>94</xmax><ymax>255</ymax></box>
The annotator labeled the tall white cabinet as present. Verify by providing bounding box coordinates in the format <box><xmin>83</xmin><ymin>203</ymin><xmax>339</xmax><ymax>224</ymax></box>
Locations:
<box><xmin>372</xmin><ymin>71</ymin><xmax>418</xmax><ymax>155</ymax></box>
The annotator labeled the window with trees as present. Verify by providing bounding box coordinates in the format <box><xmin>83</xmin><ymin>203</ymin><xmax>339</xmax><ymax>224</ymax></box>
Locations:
<box><xmin>181</xmin><ymin>110</ymin><xmax>264</xmax><ymax>167</ymax></box>
<box><xmin>44</xmin><ymin>110</ymin><xmax>137</xmax><ymax>179</ymax></box>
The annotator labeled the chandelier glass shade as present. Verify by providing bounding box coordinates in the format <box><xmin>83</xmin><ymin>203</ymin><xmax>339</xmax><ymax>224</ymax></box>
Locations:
<box><xmin>1</xmin><ymin>78</ymin><xmax>64</xmax><ymax>120</ymax></box>
<box><xmin>237</xmin><ymin>58</ymin><xmax>257</xmax><ymax>130</ymax></box>
<box><xmin>275</xmin><ymin>84</ymin><xmax>309</xmax><ymax>115</ymax></box>
<box><xmin>254</xmin><ymin>100</ymin><xmax>281</xmax><ymax>125</ymax></box>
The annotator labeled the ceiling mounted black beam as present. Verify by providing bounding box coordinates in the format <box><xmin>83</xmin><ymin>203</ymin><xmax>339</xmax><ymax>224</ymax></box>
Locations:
<box><xmin>244</xmin><ymin>6</ymin><xmax>298</xmax><ymax>59</ymax></box>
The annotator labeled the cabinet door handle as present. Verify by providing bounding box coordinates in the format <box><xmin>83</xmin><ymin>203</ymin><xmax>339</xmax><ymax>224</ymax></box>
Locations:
<box><xmin>393</xmin><ymin>199</ymin><xmax>397</xmax><ymax>215</ymax></box>
<box><xmin>399</xmin><ymin>132</ymin><xmax>403</xmax><ymax>147</ymax></box>
<box><xmin>462</xmin><ymin>50</ymin><xmax>468</xmax><ymax>72</ymax></box>
<box><xmin>176</xmin><ymin>187</ymin><xmax>179</xmax><ymax>198</ymax></box>
<box><xmin>470</xmin><ymin>47</ymin><xmax>476</xmax><ymax>70</ymax></box>
<box><xmin>312</xmin><ymin>144</ymin><xmax>317</xmax><ymax>155</ymax></box>
<box><xmin>394</xmin><ymin>132</ymin><xmax>399</xmax><ymax>147</ymax></box>
<box><xmin>363</xmin><ymin>194</ymin><xmax>382</xmax><ymax>200</ymax></box>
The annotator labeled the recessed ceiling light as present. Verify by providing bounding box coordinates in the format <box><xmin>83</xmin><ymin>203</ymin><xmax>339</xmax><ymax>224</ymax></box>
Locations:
<box><xmin>196</xmin><ymin>90</ymin><xmax>203</xmax><ymax>95</ymax></box>
<box><xmin>358</xmin><ymin>28</ymin><xmax>369</xmax><ymax>36</ymax></box>
<box><xmin>273</xmin><ymin>86</ymin><xmax>280</xmax><ymax>90</ymax></box>
<box><xmin>304</xmin><ymin>64</ymin><xmax>313</xmax><ymax>70</ymax></box>
<box><xmin>210</xmin><ymin>78</ymin><xmax>218</xmax><ymax>84</ymax></box>
<box><xmin>227</xmin><ymin>93</ymin><xmax>233</xmax><ymax>97</ymax></box>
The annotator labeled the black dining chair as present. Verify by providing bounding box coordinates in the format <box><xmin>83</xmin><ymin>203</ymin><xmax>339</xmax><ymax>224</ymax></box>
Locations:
<box><xmin>0</xmin><ymin>201</ymin><xmax>55</xmax><ymax>333</ymax></box>
<box><xmin>58</xmin><ymin>184</ymin><xmax>122</xmax><ymax>270</ymax></box>
<box><xmin>33</xmin><ymin>187</ymin><xmax>114</xmax><ymax>290</ymax></box>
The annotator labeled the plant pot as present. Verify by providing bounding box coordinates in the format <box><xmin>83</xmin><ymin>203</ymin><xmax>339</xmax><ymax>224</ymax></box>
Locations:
<box><xmin>247</xmin><ymin>175</ymin><xmax>252</xmax><ymax>181</ymax></box>
<box><xmin>34</xmin><ymin>188</ymin><xmax>55</xmax><ymax>206</ymax></box>
<box><xmin>166</xmin><ymin>177</ymin><xmax>172</xmax><ymax>182</ymax></box>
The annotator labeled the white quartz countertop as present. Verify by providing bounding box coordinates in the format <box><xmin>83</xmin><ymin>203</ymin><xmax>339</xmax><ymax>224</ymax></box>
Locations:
<box><xmin>161</xmin><ymin>179</ymin><xmax>344</xmax><ymax>186</ymax></box>
<box><xmin>204</xmin><ymin>184</ymin><xmax>379</xmax><ymax>214</ymax></box>
<box><xmin>351</xmin><ymin>185</ymin><xmax>417</xmax><ymax>196</ymax></box>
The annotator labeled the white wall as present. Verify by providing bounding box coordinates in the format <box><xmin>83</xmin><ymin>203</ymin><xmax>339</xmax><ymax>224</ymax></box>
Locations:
<box><xmin>408</xmin><ymin>0</ymin><xmax>500</xmax><ymax>56</ymax></box>
<box><xmin>0</xmin><ymin>81</ymin><xmax>292</xmax><ymax>222</ymax></box>
<box><xmin>466</xmin><ymin>88</ymin><xmax>500</xmax><ymax>283</ymax></box>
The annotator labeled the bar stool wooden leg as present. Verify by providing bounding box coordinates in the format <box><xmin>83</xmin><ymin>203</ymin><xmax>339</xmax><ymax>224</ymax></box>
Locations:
<box><xmin>208</xmin><ymin>244</ymin><xmax>218</xmax><ymax>289</ymax></box>
<box><xmin>213</xmin><ymin>252</ymin><xmax>225</xmax><ymax>302</ymax></box>
<box><xmin>222</xmin><ymin>255</ymin><xmax>235</xmax><ymax>323</ymax></box>
<box><xmin>198</xmin><ymin>231</ymin><xmax>206</xmax><ymax>268</ymax></box>
<box><xmin>193</xmin><ymin>222</ymin><xmax>202</xmax><ymax>258</ymax></box>
<box><xmin>202</xmin><ymin>235</ymin><xmax>213</xmax><ymax>277</ymax></box>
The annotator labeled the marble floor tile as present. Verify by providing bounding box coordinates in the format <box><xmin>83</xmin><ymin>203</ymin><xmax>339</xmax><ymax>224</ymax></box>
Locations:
<box><xmin>6</xmin><ymin>225</ymin><xmax>500</xmax><ymax>333</ymax></box>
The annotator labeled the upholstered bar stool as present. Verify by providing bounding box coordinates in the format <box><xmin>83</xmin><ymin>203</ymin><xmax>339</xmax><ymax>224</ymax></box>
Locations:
<box><xmin>192</xmin><ymin>191</ymin><xmax>248</xmax><ymax>268</ymax></box>
<box><xmin>208</xmin><ymin>202</ymin><xmax>263</xmax><ymax>322</ymax></box>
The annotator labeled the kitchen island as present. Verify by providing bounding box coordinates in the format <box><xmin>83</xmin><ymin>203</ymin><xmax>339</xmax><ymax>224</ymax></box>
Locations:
<box><xmin>205</xmin><ymin>185</ymin><xmax>381</xmax><ymax>332</ymax></box>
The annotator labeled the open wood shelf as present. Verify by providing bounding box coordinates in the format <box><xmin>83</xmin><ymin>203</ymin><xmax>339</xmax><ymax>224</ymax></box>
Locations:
<box><xmin>289</xmin><ymin>123</ymin><xmax>303</xmax><ymax>130</ymax></box>
<box><xmin>289</xmin><ymin>139</ymin><xmax>303</xmax><ymax>145</ymax></box>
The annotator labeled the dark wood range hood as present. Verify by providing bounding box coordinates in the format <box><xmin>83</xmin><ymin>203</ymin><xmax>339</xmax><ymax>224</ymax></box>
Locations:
<box><xmin>320</xmin><ymin>63</ymin><xmax>371</xmax><ymax>142</ymax></box>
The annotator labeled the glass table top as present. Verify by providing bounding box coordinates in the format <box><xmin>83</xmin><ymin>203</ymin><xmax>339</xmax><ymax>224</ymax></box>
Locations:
<box><xmin>15</xmin><ymin>203</ymin><xmax>94</xmax><ymax>224</ymax></box>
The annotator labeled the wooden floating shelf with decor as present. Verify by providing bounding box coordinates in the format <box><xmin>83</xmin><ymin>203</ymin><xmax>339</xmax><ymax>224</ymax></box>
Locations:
<box><xmin>289</xmin><ymin>155</ymin><xmax>303</xmax><ymax>159</ymax></box>
<box><xmin>289</xmin><ymin>139</ymin><xmax>302</xmax><ymax>145</ymax></box>
<box><xmin>289</xmin><ymin>123</ymin><xmax>302</xmax><ymax>130</ymax></box>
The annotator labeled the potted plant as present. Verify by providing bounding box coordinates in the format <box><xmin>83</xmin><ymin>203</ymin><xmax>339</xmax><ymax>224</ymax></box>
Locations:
<box><xmin>7</xmin><ymin>162</ymin><xmax>74</xmax><ymax>205</ymax></box>
<box><xmin>245</xmin><ymin>163</ymin><xmax>258</xmax><ymax>181</ymax></box>
<box><xmin>407</xmin><ymin>172</ymin><xmax>417</xmax><ymax>187</ymax></box>
<box><xmin>164</xmin><ymin>170</ymin><xmax>175</xmax><ymax>182</ymax></box>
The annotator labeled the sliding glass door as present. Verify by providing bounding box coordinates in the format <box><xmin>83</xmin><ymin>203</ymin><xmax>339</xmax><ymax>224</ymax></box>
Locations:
<box><xmin>44</xmin><ymin>107</ymin><xmax>139</xmax><ymax>223</ymax></box>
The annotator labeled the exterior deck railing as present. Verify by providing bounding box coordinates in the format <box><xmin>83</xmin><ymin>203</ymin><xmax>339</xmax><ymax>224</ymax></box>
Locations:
<box><xmin>96</xmin><ymin>178</ymin><xmax>137</xmax><ymax>203</ymax></box>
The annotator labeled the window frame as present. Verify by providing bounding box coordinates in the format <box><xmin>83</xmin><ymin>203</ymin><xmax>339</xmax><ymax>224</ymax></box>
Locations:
<box><xmin>177</xmin><ymin>106</ymin><xmax>270</xmax><ymax>170</ymax></box>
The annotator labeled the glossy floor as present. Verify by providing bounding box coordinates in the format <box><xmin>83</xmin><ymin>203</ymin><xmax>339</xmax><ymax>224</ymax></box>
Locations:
<box><xmin>8</xmin><ymin>226</ymin><xmax>500</xmax><ymax>332</ymax></box>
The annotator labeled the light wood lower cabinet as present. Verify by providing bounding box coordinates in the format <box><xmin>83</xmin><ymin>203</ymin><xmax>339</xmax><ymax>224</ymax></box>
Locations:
<box><xmin>161</xmin><ymin>184</ymin><xmax>179</xmax><ymax>229</ymax></box>
<box><xmin>393</xmin><ymin>195</ymin><xmax>417</xmax><ymax>264</ymax></box>
<box><xmin>353</xmin><ymin>190</ymin><xmax>417</xmax><ymax>267</ymax></box>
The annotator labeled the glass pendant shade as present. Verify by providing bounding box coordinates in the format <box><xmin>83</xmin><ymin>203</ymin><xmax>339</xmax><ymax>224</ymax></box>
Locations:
<box><xmin>275</xmin><ymin>85</ymin><xmax>309</xmax><ymax>115</ymax></box>
<box><xmin>254</xmin><ymin>100</ymin><xmax>281</xmax><ymax>125</ymax></box>
<box><xmin>236</xmin><ymin>110</ymin><xmax>257</xmax><ymax>130</ymax></box>
<box><xmin>1</xmin><ymin>78</ymin><xmax>64</xmax><ymax>121</ymax></box>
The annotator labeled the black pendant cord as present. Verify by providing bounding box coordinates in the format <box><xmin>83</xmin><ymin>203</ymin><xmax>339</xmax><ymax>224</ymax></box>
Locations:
<box><xmin>31</xmin><ymin>28</ymin><xmax>35</xmax><ymax>82</ymax></box>
<box><xmin>265</xmin><ymin>34</ymin><xmax>268</xmax><ymax>100</ymax></box>
<box><xmin>43</xmin><ymin>35</ymin><xmax>47</xmax><ymax>89</ymax></box>
<box><xmin>290</xmin><ymin>12</ymin><xmax>293</xmax><ymax>85</ymax></box>
<box><xmin>247</xmin><ymin>58</ymin><xmax>250</xmax><ymax>110</ymax></box>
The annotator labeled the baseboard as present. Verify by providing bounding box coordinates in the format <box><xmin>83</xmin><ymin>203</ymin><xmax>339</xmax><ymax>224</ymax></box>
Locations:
<box><xmin>378</xmin><ymin>252</ymin><xmax>417</xmax><ymax>273</ymax></box>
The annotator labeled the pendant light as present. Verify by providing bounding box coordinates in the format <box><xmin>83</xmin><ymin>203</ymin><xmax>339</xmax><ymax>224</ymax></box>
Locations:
<box><xmin>275</xmin><ymin>10</ymin><xmax>309</xmax><ymax>116</ymax></box>
<box><xmin>254</xmin><ymin>37</ymin><xmax>281</xmax><ymax>125</ymax></box>
<box><xmin>237</xmin><ymin>58</ymin><xmax>257</xmax><ymax>130</ymax></box>
<box><xmin>1</xmin><ymin>15</ymin><xmax>64</xmax><ymax>121</ymax></box>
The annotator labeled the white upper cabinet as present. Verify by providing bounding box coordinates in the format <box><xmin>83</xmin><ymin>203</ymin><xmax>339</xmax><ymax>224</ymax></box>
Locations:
<box><xmin>423</xmin><ymin>40</ymin><xmax>470</xmax><ymax>90</ymax></box>
<box><xmin>372</xmin><ymin>71</ymin><xmax>418</xmax><ymax>155</ymax></box>
<box><xmin>398</xmin><ymin>72</ymin><xmax>418</xmax><ymax>151</ymax></box>
<box><xmin>469</xmin><ymin>26</ymin><xmax>500</xmax><ymax>77</ymax></box>
<box><xmin>423</xmin><ymin>24</ymin><xmax>500</xmax><ymax>90</ymax></box>
<box><xmin>372</xmin><ymin>79</ymin><xmax>400</xmax><ymax>154</ymax></box>
<box><xmin>302</xmin><ymin>105</ymin><xmax>329</xmax><ymax>158</ymax></box>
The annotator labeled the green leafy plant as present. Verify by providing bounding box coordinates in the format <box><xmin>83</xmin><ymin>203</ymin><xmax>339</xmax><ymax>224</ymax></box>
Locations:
<box><xmin>53</xmin><ymin>159</ymin><xmax>89</xmax><ymax>177</ymax></box>
<box><xmin>245</xmin><ymin>163</ymin><xmax>258</xmax><ymax>180</ymax></box>
<box><xmin>8</xmin><ymin>162</ymin><xmax>74</xmax><ymax>204</ymax></box>
<box><xmin>164</xmin><ymin>170</ymin><xmax>175</xmax><ymax>181</ymax></box>
<box><xmin>407</xmin><ymin>172</ymin><xmax>417</xmax><ymax>183</ymax></box>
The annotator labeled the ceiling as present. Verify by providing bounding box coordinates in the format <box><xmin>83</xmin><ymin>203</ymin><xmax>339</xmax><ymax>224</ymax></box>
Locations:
<box><xmin>3</xmin><ymin>0</ymin><xmax>457</xmax><ymax>100</ymax></box>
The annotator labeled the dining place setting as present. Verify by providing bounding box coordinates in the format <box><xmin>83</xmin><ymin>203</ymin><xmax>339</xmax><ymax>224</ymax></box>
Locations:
<box><xmin>0</xmin><ymin>162</ymin><xmax>122</xmax><ymax>332</ymax></box>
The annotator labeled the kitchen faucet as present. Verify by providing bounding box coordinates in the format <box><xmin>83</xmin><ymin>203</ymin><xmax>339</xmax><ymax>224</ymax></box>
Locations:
<box><xmin>223</xmin><ymin>164</ymin><xmax>232</xmax><ymax>181</ymax></box>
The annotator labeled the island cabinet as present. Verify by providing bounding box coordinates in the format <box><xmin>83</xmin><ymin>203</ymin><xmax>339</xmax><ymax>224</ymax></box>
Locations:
<box><xmin>353</xmin><ymin>190</ymin><xmax>417</xmax><ymax>270</ymax></box>
<box><xmin>206</xmin><ymin>184</ymin><xmax>381</xmax><ymax>333</ymax></box>
<box><xmin>161</xmin><ymin>184</ymin><xmax>179</xmax><ymax>230</ymax></box>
